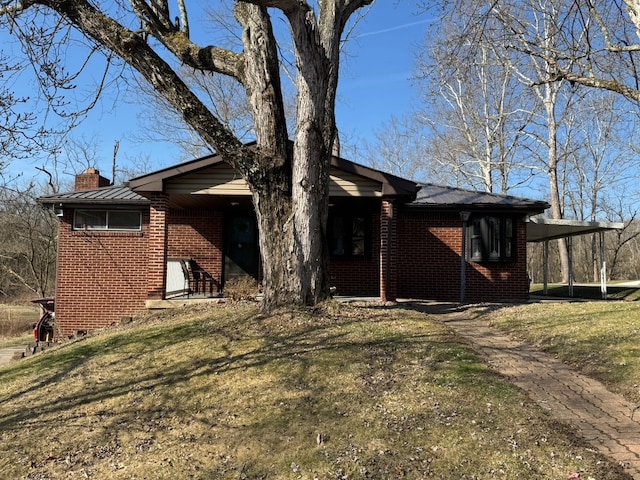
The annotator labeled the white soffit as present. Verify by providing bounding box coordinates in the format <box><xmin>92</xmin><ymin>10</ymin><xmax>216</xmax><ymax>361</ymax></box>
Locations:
<box><xmin>527</xmin><ymin>217</ymin><xmax>625</xmax><ymax>243</ymax></box>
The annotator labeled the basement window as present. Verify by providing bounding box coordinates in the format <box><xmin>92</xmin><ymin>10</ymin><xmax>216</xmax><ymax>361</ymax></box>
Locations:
<box><xmin>468</xmin><ymin>215</ymin><xmax>515</xmax><ymax>262</ymax></box>
<box><xmin>74</xmin><ymin>210</ymin><xmax>142</xmax><ymax>231</ymax></box>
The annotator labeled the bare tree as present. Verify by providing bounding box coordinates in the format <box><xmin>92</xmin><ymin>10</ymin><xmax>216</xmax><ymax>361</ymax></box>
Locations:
<box><xmin>1</xmin><ymin>0</ymin><xmax>374</xmax><ymax>310</ymax></box>
<box><xmin>415</xmin><ymin>9</ymin><xmax>539</xmax><ymax>194</ymax></box>
<box><xmin>542</xmin><ymin>1</ymin><xmax>640</xmax><ymax>103</ymax></box>
<box><xmin>493</xmin><ymin>0</ymin><xmax>640</xmax><ymax>284</ymax></box>
<box><xmin>559</xmin><ymin>93</ymin><xmax>638</xmax><ymax>280</ymax></box>
<box><xmin>132</xmin><ymin>67</ymin><xmax>258</xmax><ymax>160</ymax></box>
<box><xmin>416</xmin><ymin>1</ymin><xmax>577</xmax><ymax>280</ymax></box>
<box><xmin>0</xmin><ymin>53</ymin><xmax>53</xmax><ymax>181</ymax></box>
<box><xmin>360</xmin><ymin>116</ymin><xmax>431</xmax><ymax>182</ymax></box>
<box><xmin>0</xmin><ymin>185</ymin><xmax>58</xmax><ymax>298</ymax></box>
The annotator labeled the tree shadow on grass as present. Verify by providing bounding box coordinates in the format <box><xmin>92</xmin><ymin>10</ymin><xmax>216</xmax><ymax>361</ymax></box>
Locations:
<box><xmin>0</xmin><ymin>306</ymin><xmax>449</xmax><ymax>437</ymax></box>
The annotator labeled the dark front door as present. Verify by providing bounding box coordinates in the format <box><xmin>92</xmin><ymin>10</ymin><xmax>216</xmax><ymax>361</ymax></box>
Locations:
<box><xmin>224</xmin><ymin>214</ymin><xmax>259</xmax><ymax>283</ymax></box>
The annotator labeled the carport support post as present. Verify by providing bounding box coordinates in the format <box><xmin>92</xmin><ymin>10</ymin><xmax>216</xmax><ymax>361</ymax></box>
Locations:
<box><xmin>600</xmin><ymin>231</ymin><xmax>607</xmax><ymax>299</ymax></box>
<box><xmin>460</xmin><ymin>211</ymin><xmax>471</xmax><ymax>303</ymax></box>
<box><xmin>567</xmin><ymin>236</ymin><xmax>574</xmax><ymax>297</ymax></box>
<box><xmin>543</xmin><ymin>240</ymin><xmax>549</xmax><ymax>295</ymax></box>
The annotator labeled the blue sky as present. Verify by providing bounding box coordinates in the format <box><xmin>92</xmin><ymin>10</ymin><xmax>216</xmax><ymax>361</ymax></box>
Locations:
<box><xmin>335</xmin><ymin>5</ymin><xmax>430</xmax><ymax>148</ymax></box>
<box><xmin>5</xmin><ymin>3</ymin><xmax>430</xmax><ymax>185</ymax></box>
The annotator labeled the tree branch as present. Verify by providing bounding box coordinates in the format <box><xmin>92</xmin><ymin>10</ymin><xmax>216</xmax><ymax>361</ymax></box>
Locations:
<box><xmin>561</xmin><ymin>71</ymin><xmax>640</xmax><ymax>102</ymax></box>
<box><xmin>25</xmin><ymin>0</ymin><xmax>250</xmax><ymax>161</ymax></box>
<box><xmin>127</xmin><ymin>0</ymin><xmax>243</xmax><ymax>80</ymax></box>
<box><xmin>237</xmin><ymin>0</ymin><xmax>304</xmax><ymax>15</ymax></box>
<box><xmin>0</xmin><ymin>263</ymin><xmax>37</xmax><ymax>294</ymax></box>
<box><xmin>338</xmin><ymin>0</ymin><xmax>375</xmax><ymax>32</ymax></box>
<box><xmin>176</xmin><ymin>0</ymin><xmax>189</xmax><ymax>38</ymax></box>
<box><xmin>234</xmin><ymin>2</ymin><xmax>288</xmax><ymax>165</ymax></box>
<box><xmin>625</xmin><ymin>0</ymin><xmax>640</xmax><ymax>38</ymax></box>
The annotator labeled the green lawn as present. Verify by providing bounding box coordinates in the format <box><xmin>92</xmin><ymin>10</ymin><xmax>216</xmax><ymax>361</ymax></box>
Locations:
<box><xmin>530</xmin><ymin>282</ymin><xmax>640</xmax><ymax>301</ymax></box>
<box><xmin>486</xmin><ymin>300</ymin><xmax>640</xmax><ymax>405</ymax></box>
<box><xmin>0</xmin><ymin>302</ymin><xmax>627</xmax><ymax>479</ymax></box>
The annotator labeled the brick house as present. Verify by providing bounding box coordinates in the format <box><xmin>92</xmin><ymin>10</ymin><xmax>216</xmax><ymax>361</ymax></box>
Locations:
<box><xmin>39</xmin><ymin>154</ymin><xmax>548</xmax><ymax>338</ymax></box>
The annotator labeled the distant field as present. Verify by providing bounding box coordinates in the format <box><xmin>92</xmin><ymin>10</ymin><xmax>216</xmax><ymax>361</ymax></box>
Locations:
<box><xmin>0</xmin><ymin>304</ymin><xmax>39</xmax><ymax>347</ymax></box>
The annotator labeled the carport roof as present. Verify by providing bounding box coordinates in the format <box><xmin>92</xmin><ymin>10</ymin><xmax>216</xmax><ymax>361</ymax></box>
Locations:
<box><xmin>526</xmin><ymin>217</ymin><xmax>625</xmax><ymax>242</ymax></box>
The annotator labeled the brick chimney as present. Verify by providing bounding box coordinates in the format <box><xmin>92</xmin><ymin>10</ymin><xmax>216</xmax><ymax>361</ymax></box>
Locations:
<box><xmin>74</xmin><ymin>168</ymin><xmax>111</xmax><ymax>191</ymax></box>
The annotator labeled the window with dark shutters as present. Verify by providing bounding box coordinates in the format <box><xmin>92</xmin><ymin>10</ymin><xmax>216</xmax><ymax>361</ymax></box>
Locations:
<box><xmin>467</xmin><ymin>215</ymin><xmax>515</xmax><ymax>262</ymax></box>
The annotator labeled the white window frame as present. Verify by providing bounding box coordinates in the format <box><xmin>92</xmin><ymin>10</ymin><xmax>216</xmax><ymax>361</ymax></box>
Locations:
<box><xmin>73</xmin><ymin>209</ymin><xmax>142</xmax><ymax>231</ymax></box>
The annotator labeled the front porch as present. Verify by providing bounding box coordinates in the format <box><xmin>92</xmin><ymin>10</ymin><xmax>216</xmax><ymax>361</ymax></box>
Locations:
<box><xmin>129</xmin><ymin>153</ymin><xmax>419</xmax><ymax>306</ymax></box>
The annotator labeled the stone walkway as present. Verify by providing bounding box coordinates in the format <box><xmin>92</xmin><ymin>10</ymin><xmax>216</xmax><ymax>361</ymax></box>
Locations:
<box><xmin>412</xmin><ymin>302</ymin><xmax>640</xmax><ymax>479</ymax></box>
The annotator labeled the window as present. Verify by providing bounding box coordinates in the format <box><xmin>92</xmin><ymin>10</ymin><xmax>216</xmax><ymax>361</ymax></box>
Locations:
<box><xmin>74</xmin><ymin>210</ymin><xmax>142</xmax><ymax>231</ymax></box>
<box><xmin>329</xmin><ymin>214</ymin><xmax>370</xmax><ymax>258</ymax></box>
<box><xmin>468</xmin><ymin>215</ymin><xmax>515</xmax><ymax>262</ymax></box>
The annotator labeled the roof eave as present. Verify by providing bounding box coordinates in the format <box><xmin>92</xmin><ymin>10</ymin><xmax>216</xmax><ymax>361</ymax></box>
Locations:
<box><xmin>329</xmin><ymin>156</ymin><xmax>418</xmax><ymax>198</ymax></box>
<box><xmin>128</xmin><ymin>151</ymin><xmax>420</xmax><ymax>199</ymax></box>
<box><xmin>405</xmin><ymin>202</ymin><xmax>548</xmax><ymax>215</ymax></box>
<box><xmin>527</xmin><ymin>217</ymin><xmax>625</xmax><ymax>242</ymax></box>
<box><xmin>39</xmin><ymin>198</ymin><xmax>150</xmax><ymax>208</ymax></box>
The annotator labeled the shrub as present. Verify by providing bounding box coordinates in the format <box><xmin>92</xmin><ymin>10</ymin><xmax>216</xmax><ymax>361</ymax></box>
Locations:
<box><xmin>223</xmin><ymin>277</ymin><xmax>260</xmax><ymax>302</ymax></box>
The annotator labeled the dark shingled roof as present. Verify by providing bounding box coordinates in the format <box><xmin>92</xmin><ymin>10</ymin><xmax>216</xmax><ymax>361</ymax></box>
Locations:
<box><xmin>411</xmin><ymin>183</ymin><xmax>548</xmax><ymax>213</ymax></box>
<box><xmin>38</xmin><ymin>173</ymin><xmax>548</xmax><ymax>216</ymax></box>
<box><xmin>38</xmin><ymin>185</ymin><xmax>149</xmax><ymax>207</ymax></box>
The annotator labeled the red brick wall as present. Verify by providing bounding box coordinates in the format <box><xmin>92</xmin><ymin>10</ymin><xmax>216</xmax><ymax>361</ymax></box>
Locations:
<box><xmin>328</xmin><ymin>211</ymin><xmax>380</xmax><ymax>297</ymax></box>
<box><xmin>55</xmin><ymin>206</ymin><xmax>226</xmax><ymax>338</ymax></box>
<box><xmin>166</xmin><ymin>209</ymin><xmax>224</xmax><ymax>284</ymax></box>
<box><xmin>396</xmin><ymin>210</ymin><xmax>530</xmax><ymax>302</ymax></box>
<box><xmin>147</xmin><ymin>194</ymin><xmax>169</xmax><ymax>300</ymax></box>
<box><xmin>54</xmin><ymin>200</ymin><xmax>531</xmax><ymax>337</ymax></box>
<box><xmin>55</xmin><ymin>209</ymin><xmax>150</xmax><ymax>337</ymax></box>
<box><xmin>380</xmin><ymin>199</ymin><xmax>397</xmax><ymax>301</ymax></box>
<box><xmin>74</xmin><ymin>169</ymin><xmax>111</xmax><ymax>191</ymax></box>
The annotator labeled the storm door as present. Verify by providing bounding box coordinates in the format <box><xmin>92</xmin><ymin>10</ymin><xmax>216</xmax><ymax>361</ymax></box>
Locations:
<box><xmin>224</xmin><ymin>214</ymin><xmax>259</xmax><ymax>282</ymax></box>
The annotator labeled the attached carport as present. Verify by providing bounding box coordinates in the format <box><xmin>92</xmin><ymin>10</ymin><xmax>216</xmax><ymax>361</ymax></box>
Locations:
<box><xmin>527</xmin><ymin>217</ymin><xmax>625</xmax><ymax>298</ymax></box>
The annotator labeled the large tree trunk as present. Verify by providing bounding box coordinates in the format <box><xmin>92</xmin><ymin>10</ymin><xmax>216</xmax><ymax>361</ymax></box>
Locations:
<box><xmin>11</xmin><ymin>0</ymin><xmax>372</xmax><ymax>310</ymax></box>
<box><xmin>236</xmin><ymin>2</ymin><xmax>336</xmax><ymax>309</ymax></box>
